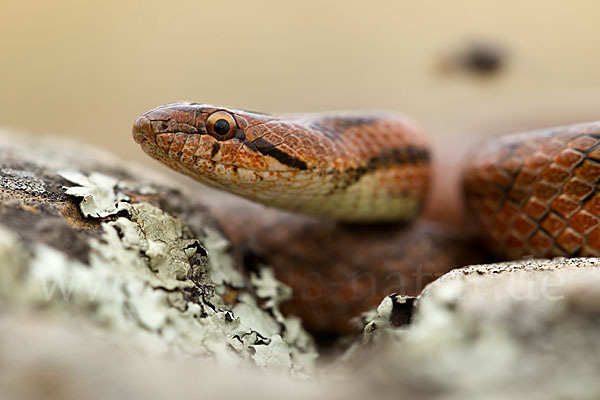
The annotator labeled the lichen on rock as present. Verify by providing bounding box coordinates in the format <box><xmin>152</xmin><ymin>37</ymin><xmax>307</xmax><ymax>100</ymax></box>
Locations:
<box><xmin>0</xmin><ymin>132</ymin><xmax>317</xmax><ymax>375</ymax></box>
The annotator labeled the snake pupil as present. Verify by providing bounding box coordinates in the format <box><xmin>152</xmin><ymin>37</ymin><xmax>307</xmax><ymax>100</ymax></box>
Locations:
<box><xmin>214</xmin><ymin>119</ymin><xmax>231</xmax><ymax>136</ymax></box>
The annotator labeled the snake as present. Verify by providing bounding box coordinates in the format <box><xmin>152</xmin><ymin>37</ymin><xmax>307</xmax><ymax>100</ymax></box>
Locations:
<box><xmin>133</xmin><ymin>103</ymin><xmax>600</xmax><ymax>334</ymax></box>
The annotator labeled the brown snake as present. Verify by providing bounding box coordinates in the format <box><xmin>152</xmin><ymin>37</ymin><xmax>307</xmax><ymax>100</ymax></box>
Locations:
<box><xmin>133</xmin><ymin>103</ymin><xmax>600</xmax><ymax>334</ymax></box>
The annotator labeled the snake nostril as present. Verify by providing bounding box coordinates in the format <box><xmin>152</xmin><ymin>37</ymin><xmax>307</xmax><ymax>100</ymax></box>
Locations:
<box><xmin>132</xmin><ymin>116</ymin><xmax>153</xmax><ymax>144</ymax></box>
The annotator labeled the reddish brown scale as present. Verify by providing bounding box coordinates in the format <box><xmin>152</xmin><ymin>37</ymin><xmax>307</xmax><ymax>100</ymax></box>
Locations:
<box><xmin>464</xmin><ymin>121</ymin><xmax>600</xmax><ymax>259</ymax></box>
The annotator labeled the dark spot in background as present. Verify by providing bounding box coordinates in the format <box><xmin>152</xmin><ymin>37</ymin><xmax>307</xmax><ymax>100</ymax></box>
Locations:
<box><xmin>439</xmin><ymin>39</ymin><xmax>508</xmax><ymax>77</ymax></box>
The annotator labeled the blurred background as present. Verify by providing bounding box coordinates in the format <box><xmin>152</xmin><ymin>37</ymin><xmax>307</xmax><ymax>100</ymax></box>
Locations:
<box><xmin>2</xmin><ymin>0</ymin><xmax>600</xmax><ymax>213</ymax></box>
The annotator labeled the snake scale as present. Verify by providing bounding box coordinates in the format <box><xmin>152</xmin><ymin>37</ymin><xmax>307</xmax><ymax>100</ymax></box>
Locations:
<box><xmin>133</xmin><ymin>103</ymin><xmax>600</xmax><ymax>334</ymax></box>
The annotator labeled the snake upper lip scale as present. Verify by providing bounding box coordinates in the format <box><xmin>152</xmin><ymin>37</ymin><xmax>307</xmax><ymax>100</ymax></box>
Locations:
<box><xmin>133</xmin><ymin>103</ymin><xmax>600</xmax><ymax>333</ymax></box>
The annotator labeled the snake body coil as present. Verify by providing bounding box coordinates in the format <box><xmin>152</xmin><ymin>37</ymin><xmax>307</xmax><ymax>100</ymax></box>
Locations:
<box><xmin>464</xmin><ymin>122</ymin><xmax>600</xmax><ymax>259</ymax></box>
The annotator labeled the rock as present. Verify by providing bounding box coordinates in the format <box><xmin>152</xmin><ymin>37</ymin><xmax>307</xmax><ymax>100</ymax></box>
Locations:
<box><xmin>0</xmin><ymin>129</ymin><xmax>317</xmax><ymax>377</ymax></box>
<box><xmin>347</xmin><ymin>258</ymin><xmax>600</xmax><ymax>400</ymax></box>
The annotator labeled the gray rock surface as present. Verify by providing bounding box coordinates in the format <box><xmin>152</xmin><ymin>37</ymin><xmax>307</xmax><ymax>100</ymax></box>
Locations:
<box><xmin>349</xmin><ymin>258</ymin><xmax>600</xmax><ymax>400</ymax></box>
<box><xmin>0</xmin><ymin>130</ymin><xmax>317</xmax><ymax>378</ymax></box>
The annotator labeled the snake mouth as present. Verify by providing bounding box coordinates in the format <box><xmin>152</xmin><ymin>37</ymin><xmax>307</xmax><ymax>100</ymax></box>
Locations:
<box><xmin>132</xmin><ymin>115</ymin><xmax>154</xmax><ymax>145</ymax></box>
<box><xmin>132</xmin><ymin>116</ymin><xmax>295</xmax><ymax>183</ymax></box>
<box><xmin>132</xmin><ymin>103</ymin><xmax>205</xmax><ymax>145</ymax></box>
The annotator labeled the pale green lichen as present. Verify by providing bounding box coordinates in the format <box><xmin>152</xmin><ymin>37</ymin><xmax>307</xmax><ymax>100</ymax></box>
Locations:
<box><xmin>0</xmin><ymin>226</ymin><xmax>32</xmax><ymax>301</ymax></box>
<box><xmin>362</xmin><ymin>295</ymin><xmax>395</xmax><ymax>334</ymax></box>
<box><xmin>0</xmin><ymin>169</ymin><xmax>317</xmax><ymax>374</ymax></box>
<box><xmin>251</xmin><ymin>268</ymin><xmax>292</xmax><ymax>307</ymax></box>
<box><xmin>47</xmin><ymin>170</ymin><xmax>317</xmax><ymax>373</ymax></box>
<box><xmin>250</xmin><ymin>334</ymin><xmax>293</xmax><ymax>370</ymax></box>
<box><xmin>58</xmin><ymin>170</ymin><xmax>131</xmax><ymax>218</ymax></box>
<box><xmin>248</xmin><ymin>268</ymin><xmax>316</xmax><ymax>369</ymax></box>
<box><xmin>202</xmin><ymin>226</ymin><xmax>245</xmax><ymax>290</ymax></box>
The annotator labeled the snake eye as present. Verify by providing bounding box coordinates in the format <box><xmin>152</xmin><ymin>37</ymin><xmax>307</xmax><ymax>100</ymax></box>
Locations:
<box><xmin>206</xmin><ymin>111</ymin><xmax>237</xmax><ymax>140</ymax></box>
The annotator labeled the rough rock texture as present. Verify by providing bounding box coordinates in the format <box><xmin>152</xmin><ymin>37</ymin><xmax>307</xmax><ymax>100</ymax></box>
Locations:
<box><xmin>0</xmin><ymin>130</ymin><xmax>317</xmax><ymax>377</ymax></box>
<box><xmin>2</xmin><ymin>130</ymin><xmax>600</xmax><ymax>400</ymax></box>
<box><xmin>348</xmin><ymin>258</ymin><xmax>600</xmax><ymax>400</ymax></box>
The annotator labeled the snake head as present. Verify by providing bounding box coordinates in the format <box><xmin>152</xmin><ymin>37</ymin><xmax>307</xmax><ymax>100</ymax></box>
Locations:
<box><xmin>133</xmin><ymin>102</ymin><xmax>431</xmax><ymax>222</ymax></box>
<box><xmin>133</xmin><ymin>102</ymin><xmax>289</xmax><ymax>183</ymax></box>
<box><xmin>133</xmin><ymin>101</ymin><xmax>326</xmax><ymax>177</ymax></box>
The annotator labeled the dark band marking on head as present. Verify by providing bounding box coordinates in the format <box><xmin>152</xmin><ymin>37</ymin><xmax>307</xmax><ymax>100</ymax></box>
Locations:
<box><xmin>310</xmin><ymin>116</ymin><xmax>380</xmax><ymax>141</ymax></box>
<box><xmin>243</xmin><ymin>140</ymin><xmax>259</xmax><ymax>152</ymax></box>
<box><xmin>330</xmin><ymin>146</ymin><xmax>430</xmax><ymax>191</ymax></box>
<box><xmin>251</xmin><ymin>138</ymin><xmax>308</xmax><ymax>170</ymax></box>
<box><xmin>365</xmin><ymin>147</ymin><xmax>430</xmax><ymax>169</ymax></box>
<box><xmin>235</xmin><ymin>129</ymin><xmax>246</xmax><ymax>141</ymax></box>
<box><xmin>210</xmin><ymin>142</ymin><xmax>220</xmax><ymax>159</ymax></box>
